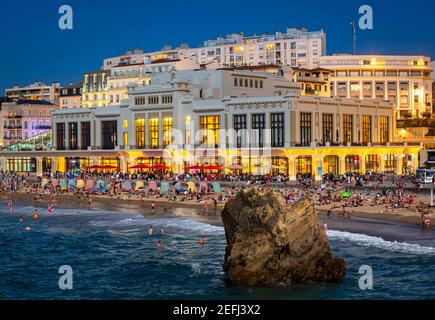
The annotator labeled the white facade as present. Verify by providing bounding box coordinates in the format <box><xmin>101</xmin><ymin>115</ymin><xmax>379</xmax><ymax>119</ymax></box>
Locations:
<box><xmin>319</xmin><ymin>55</ymin><xmax>433</xmax><ymax>118</ymax></box>
<box><xmin>102</xmin><ymin>27</ymin><xmax>326</xmax><ymax>71</ymax></box>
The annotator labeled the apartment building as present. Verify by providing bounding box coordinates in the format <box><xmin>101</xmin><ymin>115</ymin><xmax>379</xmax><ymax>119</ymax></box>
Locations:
<box><xmin>319</xmin><ymin>55</ymin><xmax>433</xmax><ymax>119</ymax></box>
<box><xmin>60</xmin><ymin>83</ymin><xmax>83</xmax><ymax>109</ymax></box>
<box><xmin>5</xmin><ymin>81</ymin><xmax>61</xmax><ymax>106</ymax></box>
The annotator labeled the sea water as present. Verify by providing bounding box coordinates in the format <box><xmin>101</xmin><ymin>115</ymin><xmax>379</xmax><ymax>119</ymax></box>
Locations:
<box><xmin>0</xmin><ymin>204</ymin><xmax>434</xmax><ymax>300</ymax></box>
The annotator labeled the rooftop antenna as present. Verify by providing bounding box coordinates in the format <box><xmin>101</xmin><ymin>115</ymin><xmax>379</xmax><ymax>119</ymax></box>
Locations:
<box><xmin>351</xmin><ymin>22</ymin><xmax>357</xmax><ymax>55</ymax></box>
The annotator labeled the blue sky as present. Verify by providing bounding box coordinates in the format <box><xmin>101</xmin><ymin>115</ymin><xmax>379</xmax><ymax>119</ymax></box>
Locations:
<box><xmin>1</xmin><ymin>0</ymin><xmax>434</xmax><ymax>94</ymax></box>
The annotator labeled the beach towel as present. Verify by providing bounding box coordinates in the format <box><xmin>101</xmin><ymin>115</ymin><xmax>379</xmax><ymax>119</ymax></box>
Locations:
<box><xmin>212</xmin><ymin>182</ymin><xmax>221</xmax><ymax>193</ymax></box>
<box><xmin>68</xmin><ymin>179</ymin><xmax>77</xmax><ymax>190</ymax></box>
<box><xmin>187</xmin><ymin>181</ymin><xmax>196</xmax><ymax>193</ymax></box>
<box><xmin>76</xmin><ymin>179</ymin><xmax>85</xmax><ymax>190</ymax></box>
<box><xmin>51</xmin><ymin>179</ymin><xmax>59</xmax><ymax>187</ymax></box>
<box><xmin>122</xmin><ymin>180</ymin><xmax>133</xmax><ymax>191</ymax></box>
<box><xmin>149</xmin><ymin>181</ymin><xmax>158</xmax><ymax>191</ymax></box>
<box><xmin>160</xmin><ymin>182</ymin><xmax>170</xmax><ymax>193</ymax></box>
<box><xmin>85</xmin><ymin>179</ymin><xmax>95</xmax><ymax>190</ymax></box>
<box><xmin>134</xmin><ymin>180</ymin><xmax>144</xmax><ymax>191</ymax></box>
<box><xmin>60</xmin><ymin>179</ymin><xmax>68</xmax><ymax>191</ymax></box>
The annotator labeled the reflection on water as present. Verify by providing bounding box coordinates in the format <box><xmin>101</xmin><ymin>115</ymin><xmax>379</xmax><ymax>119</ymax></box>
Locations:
<box><xmin>0</xmin><ymin>204</ymin><xmax>434</xmax><ymax>300</ymax></box>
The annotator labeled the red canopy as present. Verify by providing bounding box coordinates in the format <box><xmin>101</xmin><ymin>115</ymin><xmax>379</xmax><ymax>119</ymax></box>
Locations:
<box><xmin>84</xmin><ymin>165</ymin><xmax>103</xmax><ymax>170</ymax></box>
<box><xmin>130</xmin><ymin>164</ymin><xmax>152</xmax><ymax>170</ymax></box>
<box><xmin>185</xmin><ymin>165</ymin><xmax>222</xmax><ymax>171</ymax></box>
<box><xmin>151</xmin><ymin>164</ymin><xmax>170</xmax><ymax>170</ymax></box>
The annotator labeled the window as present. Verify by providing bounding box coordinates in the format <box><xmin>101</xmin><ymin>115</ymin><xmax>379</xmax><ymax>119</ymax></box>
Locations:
<box><xmin>56</xmin><ymin>123</ymin><xmax>65</xmax><ymax>150</ymax></box>
<box><xmin>380</xmin><ymin>116</ymin><xmax>389</xmax><ymax>144</ymax></box>
<box><xmin>123</xmin><ymin>120</ymin><xmax>128</xmax><ymax>128</ymax></box>
<box><xmin>234</xmin><ymin>78</ymin><xmax>238</xmax><ymax>87</ymax></box>
<box><xmin>81</xmin><ymin>122</ymin><xmax>91</xmax><ymax>150</ymax></box>
<box><xmin>234</xmin><ymin>114</ymin><xmax>247</xmax><ymax>148</ymax></box>
<box><xmin>200</xmin><ymin>116</ymin><xmax>220</xmax><ymax>148</ymax></box>
<box><xmin>101</xmin><ymin>120</ymin><xmax>118</xmax><ymax>150</ymax></box>
<box><xmin>300</xmin><ymin>113</ymin><xmax>312</xmax><ymax>146</ymax></box>
<box><xmin>322</xmin><ymin>114</ymin><xmax>333</xmax><ymax>143</ymax></box>
<box><xmin>149</xmin><ymin>118</ymin><xmax>159</xmax><ymax>149</ymax></box>
<box><xmin>185</xmin><ymin>116</ymin><xmax>192</xmax><ymax>146</ymax></box>
<box><xmin>362</xmin><ymin>115</ymin><xmax>372</xmax><ymax>144</ymax></box>
<box><xmin>148</xmin><ymin>96</ymin><xmax>159</xmax><ymax>104</ymax></box>
<box><xmin>162</xmin><ymin>117</ymin><xmax>173</xmax><ymax>148</ymax></box>
<box><xmin>252</xmin><ymin>114</ymin><xmax>265</xmax><ymax>148</ymax></box>
<box><xmin>135</xmin><ymin>118</ymin><xmax>145</xmax><ymax>149</ymax></box>
<box><xmin>271</xmin><ymin>113</ymin><xmax>284</xmax><ymax>147</ymax></box>
<box><xmin>68</xmin><ymin>122</ymin><xmax>78</xmax><ymax>150</ymax></box>
<box><xmin>162</xmin><ymin>95</ymin><xmax>173</xmax><ymax>104</ymax></box>
<box><xmin>135</xmin><ymin>97</ymin><xmax>145</xmax><ymax>105</ymax></box>
<box><xmin>343</xmin><ymin>115</ymin><xmax>353</xmax><ymax>143</ymax></box>
<box><xmin>123</xmin><ymin>132</ymin><xmax>128</xmax><ymax>146</ymax></box>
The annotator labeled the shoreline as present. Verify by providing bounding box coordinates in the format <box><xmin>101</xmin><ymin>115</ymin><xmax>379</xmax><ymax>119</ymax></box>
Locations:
<box><xmin>2</xmin><ymin>190</ymin><xmax>433</xmax><ymax>234</ymax></box>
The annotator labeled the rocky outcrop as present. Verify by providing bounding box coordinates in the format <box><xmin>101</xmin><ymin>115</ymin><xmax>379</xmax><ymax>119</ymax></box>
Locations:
<box><xmin>222</xmin><ymin>189</ymin><xmax>345</xmax><ymax>286</ymax></box>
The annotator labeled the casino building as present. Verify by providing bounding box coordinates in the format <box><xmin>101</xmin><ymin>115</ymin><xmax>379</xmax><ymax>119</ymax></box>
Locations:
<box><xmin>0</xmin><ymin>69</ymin><xmax>421</xmax><ymax>180</ymax></box>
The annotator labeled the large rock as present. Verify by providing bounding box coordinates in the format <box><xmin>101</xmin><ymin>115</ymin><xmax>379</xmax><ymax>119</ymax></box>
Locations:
<box><xmin>222</xmin><ymin>189</ymin><xmax>345</xmax><ymax>286</ymax></box>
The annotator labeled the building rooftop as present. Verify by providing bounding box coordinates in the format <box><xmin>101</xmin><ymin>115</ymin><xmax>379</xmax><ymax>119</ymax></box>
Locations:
<box><xmin>15</xmin><ymin>99</ymin><xmax>54</xmax><ymax>106</ymax></box>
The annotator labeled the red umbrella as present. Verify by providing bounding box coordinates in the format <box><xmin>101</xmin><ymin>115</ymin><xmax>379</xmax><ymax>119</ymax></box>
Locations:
<box><xmin>84</xmin><ymin>165</ymin><xmax>103</xmax><ymax>170</ymax></box>
<box><xmin>100</xmin><ymin>165</ymin><xmax>119</xmax><ymax>170</ymax></box>
<box><xmin>186</xmin><ymin>165</ymin><xmax>222</xmax><ymax>171</ymax></box>
<box><xmin>151</xmin><ymin>164</ymin><xmax>170</xmax><ymax>170</ymax></box>
<box><xmin>130</xmin><ymin>164</ymin><xmax>152</xmax><ymax>170</ymax></box>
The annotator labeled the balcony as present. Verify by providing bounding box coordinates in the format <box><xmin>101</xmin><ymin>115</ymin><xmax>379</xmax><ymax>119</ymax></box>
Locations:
<box><xmin>6</xmin><ymin>115</ymin><xmax>22</xmax><ymax>119</ymax></box>
<box><xmin>35</xmin><ymin>125</ymin><xmax>52</xmax><ymax>130</ymax></box>
<box><xmin>3</xmin><ymin>126</ymin><xmax>22</xmax><ymax>129</ymax></box>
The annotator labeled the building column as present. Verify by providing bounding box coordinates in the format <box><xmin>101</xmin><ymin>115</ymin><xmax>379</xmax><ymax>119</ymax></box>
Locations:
<box><xmin>51</xmin><ymin>157</ymin><xmax>58</xmax><ymax>173</ymax></box>
<box><xmin>36</xmin><ymin>157</ymin><xmax>43</xmax><ymax>177</ymax></box>
<box><xmin>65</xmin><ymin>122</ymin><xmax>70</xmax><ymax>150</ymax></box>
<box><xmin>379</xmin><ymin>154</ymin><xmax>386</xmax><ymax>173</ymax></box>
<box><xmin>397</xmin><ymin>154</ymin><xmax>404</xmax><ymax>175</ymax></box>
<box><xmin>412</xmin><ymin>154</ymin><xmax>419</xmax><ymax>173</ymax></box>
<box><xmin>120</xmin><ymin>156</ymin><xmax>127</xmax><ymax>173</ymax></box>
<box><xmin>288</xmin><ymin>155</ymin><xmax>296</xmax><ymax>181</ymax></box>
<box><xmin>0</xmin><ymin>157</ymin><xmax>6</xmax><ymax>172</ymax></box>
<box><xmin>360</xmin><ymin>154</ymin><xmax>366</xmax><ymax>174</ymax></box>
<box><xmin>77</xmin><ymin>122</ymin><xmax>82</xmax><ymax>150</ymax></box>
<box><xmin>339</xmin><ymin>154</ymin><xmax>346</xmax><ymax>175</ymax></box>
<box><xmin>314</xmin><ymin>154</ymin><xmax>323</xmax><ymax>181</ymax></box>
<box><xmin>158</xmin><ymin>112</ymin><xmax>163</xmax><ymax>149</ymax></box>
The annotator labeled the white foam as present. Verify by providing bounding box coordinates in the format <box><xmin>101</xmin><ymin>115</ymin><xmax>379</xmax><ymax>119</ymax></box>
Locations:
<box><xmin>327</xmin><ymin>230</ymin><xmax>435</xmax><ymax>256</ymax></box>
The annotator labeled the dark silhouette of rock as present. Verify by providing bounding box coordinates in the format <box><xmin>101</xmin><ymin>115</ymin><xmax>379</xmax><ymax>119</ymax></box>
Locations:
<box><xmin>222</xmin><ymin>189</ymin><xmax>346</xmax><ymax>286</ymax></box>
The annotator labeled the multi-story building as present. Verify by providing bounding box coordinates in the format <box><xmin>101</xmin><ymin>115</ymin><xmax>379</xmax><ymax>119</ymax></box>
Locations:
<box><xmin>15</xmin><ymin>69</ymin><xmax>417</xmax><ymax>178</ymax></box>
<box><xmin>5</xmin><ymin>81</ymin><xmax>61</xmax><ymax>106</ymax></box>
<box><xmin>103</xmin><ymin>49</ymin><xmax>146</xmax><ymax>70</ymax></box>
<box><xmin>102</xmin><ymin>27</ymin><xmax>326</xmax><ymax>72</ymax></box>
<box><xmin>0</xmin><ymin>100</ymin><xmax>53</xmax><ymax>147</ymax></box>
<box><xmin>288</xmin><ymin>67</ymin><xmax>331</xmax><ymax>97</ymax></box>
<box><xmin>60</xmin><ymin>83</ymin><xmax>83</xmax><ymax>109</ymax></box>
<box><xmin>319</xmin><ymin>55</ymin><xmax>433</xmax><ymax>119</ymax></box>
<box><xmin>82</xmin><ymin>70</ymin><xmax>110</xmax><ymax>108</ymax></box>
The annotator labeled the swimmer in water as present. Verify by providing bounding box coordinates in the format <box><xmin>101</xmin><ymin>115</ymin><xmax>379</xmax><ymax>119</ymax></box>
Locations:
<box><xmin>156</xmin><ymin>240</ymin><xmax>165</xmax><ymax>249</ymax></box>
<box><xmin>33</xmin><ymin>209</ymin><xmax>39</xmax><ymax>222</ymax></box>
<box><xmin>160</xmin><ymin>227</ymin><xmax>165</xmax><ymax>234</ymax></box>
<box><xmin>148</xmin><ymin>226</ymin><xmax>154</xmax><ymax>236</ymax></box>
<box><xmin>19</xmin><ymin>216</ymin><xmax>24</xmax><ymax>224</ymax></box>
<box><xmin>323</xmin><ymin>221</ymin><xmax>328</xmax><ymax>232</ymax></box>
<box><xmin>8</xmin><ymin>199</ymin><xmax>13</xmax><ymax>213</ymax></box>
<box><xmin>48</xmin><ymin>204</ymin><xmax>54</xmax><ymax>213</ymax></box>
<box><xmin>24</xmin><ymin>226</ymin><xmax>32</xmax><ymax>232</ymax></box>
<box><xmin>199</xmin><ymin>236</ymin><xmax>206</xmax><ymax>246</ymax></box>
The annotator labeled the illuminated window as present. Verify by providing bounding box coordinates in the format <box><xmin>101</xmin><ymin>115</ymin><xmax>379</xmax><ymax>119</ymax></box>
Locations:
<box><xmin>200</xmin><ymin>116</ymin><xmax>220</xmax><ymax>148</ymax></box>
<box><xmin>271</xmin><ymin>113</ymin><xmax>284</xmax><ymax>147</ymax></box>
<box><xmin>252</xmin><ymin>114</ymin><xmax>265</xmax><ymax>148</ymax></box>
<box><xmin>380</xmin><ymin>116</ymin><xmax>389</xmax><ymax>144</ymax></box>
<box><xmin>322</xmin><ymin>114</ymin><xmax>333</xmax><ymax>143</ymax></box>
<box><xmin>123</xmin><ymin>132</ymin><xmax>128</xmax><ymax>146</ymax></box>
<box><xmin>300</xmin><ymin>113</ymin><xmax>312</xmax><ymax>146</ymax></box>
<box><xmin>185</xmin><ymin>116</ymin><xmax>191</xmax><ymax>146</ymax></box>
<box><xmin>362</xmin><ymin>115</ymin><xmax>372</xmax><ymax>144</ymax></box>
<box><xmin>135</xmin><ymin>118</ymin><xmax>145</xmax><ymax>149</ymax></box>
<box><xmin>343</xmin><ymin>115</ymin><xmax>353</xmax><ymax>143</ymax></box>
<box><xmin>123</xmin><ymin>120</ymin><xmax>128</xmax><ymax>128</ymax></box>
<box><xmin>162</xmin><ymin>117</ymin><xmax>173</xmax><ymax>148</ymax></box>
<box><xmin>149</xmin><ymin>118</ymin><xmax>159</xmax><ymax>149</ymax></box>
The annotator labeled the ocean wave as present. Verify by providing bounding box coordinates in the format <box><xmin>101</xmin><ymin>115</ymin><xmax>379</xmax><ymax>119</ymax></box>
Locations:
<box><xmin>327</xmin><ymin>230</ymin><xmax>435</xmax><ymax>256</ymax></box>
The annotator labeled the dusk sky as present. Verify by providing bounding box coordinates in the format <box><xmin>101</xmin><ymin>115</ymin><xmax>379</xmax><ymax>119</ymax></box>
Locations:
<box><xmin>1</xmin><ymin>0</ymin><xmax>434</xmax><ymax>94</ymax></box>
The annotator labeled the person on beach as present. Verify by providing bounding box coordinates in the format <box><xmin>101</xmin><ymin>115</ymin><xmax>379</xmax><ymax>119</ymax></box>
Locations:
<box><xmin>323</xmin><ymin>221</ymin><xmax>328</xmax><ymax>232</ymax></box>
<box><xmin>87</xmin><ymin>197</ymin><xmax>92</xmax><ymax>208</ymax></box>
<box><xmin>151</xmin><ymin>201</ymin><xmax>155</xmax><ymax>212</ymax></box>
<box><xmin>33</xmin><ymin>209</ymin><xmax>39</xmax><ymax>222</ymax></box>
<box><xmin>199</xmin><ymin>236</ymin><xmax>206</xmax><ymax>246</ymax></box>
<box><xmin>48</xmin><ymin>204</ymin><xmax>54</xmax><ymax>214</ymax></box>
<box><xmin>148</xmin><ymin>226</ymin><xmax>154</xmax><ymax>236</ymax></box>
